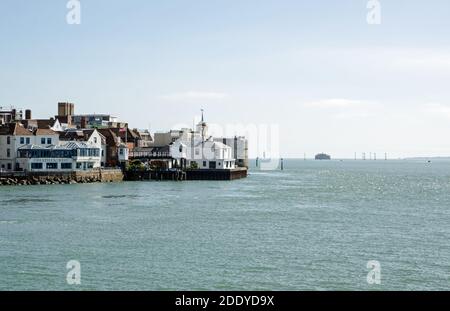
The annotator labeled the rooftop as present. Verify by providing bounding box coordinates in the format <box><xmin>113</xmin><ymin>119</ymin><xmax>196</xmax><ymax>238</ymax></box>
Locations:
<box><xmin>18</xmin><ymin>141</ymin><xmax>97</xmax><ymax>151</ymax></box>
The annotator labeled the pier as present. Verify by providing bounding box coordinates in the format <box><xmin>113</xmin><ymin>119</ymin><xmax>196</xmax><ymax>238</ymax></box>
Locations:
<box><xmin>186</xmin><ymin>168</ymin><xmax>247</xmax><ymax>181</ymax></box>
<box><xmin>124</xmin><ymin>167</ymin><xmax>247</xmax><ymax>181</ymax></box>
<box><xmin>124</xmin><ymin>169</ymin><xmax>186</xmax><ymax>181</ymax></box>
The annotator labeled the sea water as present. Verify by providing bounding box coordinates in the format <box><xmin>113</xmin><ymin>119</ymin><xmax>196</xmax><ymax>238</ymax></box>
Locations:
<box><xmin>0</xmin><ymin>159</ymin><xmax>449</xmax><ymax>290</ymax></box>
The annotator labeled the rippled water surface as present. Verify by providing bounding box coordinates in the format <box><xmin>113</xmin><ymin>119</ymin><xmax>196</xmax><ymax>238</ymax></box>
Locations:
<box><xmin>1</xmin><ymin>160</ymin><xmax>449</xmax><ymax>290</ymax></box>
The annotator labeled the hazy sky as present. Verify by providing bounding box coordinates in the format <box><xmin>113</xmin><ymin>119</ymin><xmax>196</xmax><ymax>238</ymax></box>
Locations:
<box><xmin>1</xmin><ymin>0</ymin><xmax>450</xmax><ymax>158</ymax></box>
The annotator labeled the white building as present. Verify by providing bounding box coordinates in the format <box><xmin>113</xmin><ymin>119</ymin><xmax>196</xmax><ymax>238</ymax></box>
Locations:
<box><xmin>0</xmin><ymin>123</ymin><xmax>60</xmax><ymax>172</ymax></box>
<box><xmin>171</xmin><ymin>139</ymin><xmax>235</xmax><ymax>169</ymax></box>
<box><xmin>213</xmin><ymin>136</ymin><xmax>249</xmax><ymax>168</ymax></box>
<box><xmin>16</xmin><ymin>142</ymin><xmax>101</xmax><ymax>172</ymax></box>
<box><xmin>60</xmin><ymin>128</ymin><xmax>107</xmax><ymax>167</ymax></box>
<box><xmin>169</xmin><ymin>115</ymin><xmax>236</xmax><ymax>170</ymax></box>
<box><xmin>118</xmin><ymin>143</ymin><xmax>129</xmax><ymax>162</ymax></box>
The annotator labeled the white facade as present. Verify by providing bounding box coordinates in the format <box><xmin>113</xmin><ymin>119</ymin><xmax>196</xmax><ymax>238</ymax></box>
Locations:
<box><xmin>50</xmin><ymin>119</ymin><xmax>64</xmax><ymax>132</ymax></box>
<box><xmin>16</xmin><ymin>142</ymin><xmax>101</xmax><ymax>172</ymax></box>
<box><xmin>0</xmin><ymin>135</ymin><xmax>15</xmax><ymax>171</ymax></box>
<box><xmin>213</xmin><ymin>136</ymin><xmax>249</xmax><ymax>168</ymax></box>
<box><xmin>59</xmin><ymin>128</ymin><xmax>107</xmax><ymax>167</ymax></box>
<box><xmin>0</xmin><ymin>125</ymin><xmax>60</xmax><ymax>172</ymax></box>
<box><xmin>118</xmin><ymin>143</ymin><xmax>129</xmax><ymax>162</ymax></box>
<box><xmin>169</xmin><ymin>120</ymin><xmax>236</xmax><ymax>170</ymax></box>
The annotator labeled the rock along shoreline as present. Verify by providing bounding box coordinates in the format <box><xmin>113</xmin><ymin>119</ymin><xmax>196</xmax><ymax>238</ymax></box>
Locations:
<box><xmin>0</xmin><ymin>169</ymin><xmax>124</xmax><ymax>187</ymax></box>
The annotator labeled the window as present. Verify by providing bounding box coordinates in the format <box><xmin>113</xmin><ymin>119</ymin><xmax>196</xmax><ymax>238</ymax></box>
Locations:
<box><xmin>6</xmin><ymin>149</ymin><xmax>10</xmax><ymax>158</ymax></box>
<box><xmin>203</xmin><ymin>161</ymin><xmax>207</xmax><ymax>167</ymax></box>
<box><xmin>6</xmin><ymin>136</ymin><xmax>10</xmax><ymax>144</ymax></box>
<box><xmin>20</xmin><ymin>137</ymin><xmax>24</xmax><ymax>144</ymax></box>
<box><xmin>7</xmin><ymin>163</ymin><xmax>12</xmax><ymax>170</ymax></box>
<box><xmin>61</xmin><ymin>163</ymin><xmax>72</xmax><ymax>170</ymax></box>
<box><xmin>94</xmin><ymin>137</ymin><xmax>98</xmax><ymax>144</ymax></box>
<box><xmin>46</xmin><ymin>163</ymin><xmax>58</xmax><ymax>169</ymax></box>
<box><xmin>209</xmin><ymin>161</ymin><xmax>216</xmax><ymax>169</ymax></box>
<box><xmin>26</xmin><ymin>138</ymin><xmax>30</xmax><ymax>144</ymax></box>
<box><xmin>47</xmin><ymin>138</ymin><xmax>52</xmax><ymax>145</ymax></box>
<box><xmin>31</xmin><ymin>163</ymin><xmax>43</xmax><ymax>170</ymax></box>
<box><xmin>76</xmin><ymin>163</ymin><xmax>82</xmax><ymax>169</ymax></box>
<box><xmin>119</xmin><ymin>149</ymin><xmax>124</xmax><ymax>155</ymax></box>
<box><xmin>41</xmin><ymin>138</ymin><xmax>46</xmax><ymax>144</ymax></box>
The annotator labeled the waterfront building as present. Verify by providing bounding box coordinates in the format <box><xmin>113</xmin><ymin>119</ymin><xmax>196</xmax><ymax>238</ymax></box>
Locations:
<box><xmin>96</xmin><ymin>128</ymin><xmax>135</xmax><ymax>167</ymax></box>
<box><xmin>168</xmin><ymin>115</ymin><xmax>236</xmax><ymax>170</ymax></box>
<box><xmin>16</xmin><ymin>141</ymin><xmax>101</xmax><ymax>172</ymax></box>
<box><xmin>0</xmin><ymin>123</ymin><xmax>60</xmax><ymax>172</ymax></box>
<box><xmin>132</xmin><ymin>116</ymin><xmax>238</xmax><ymax>170</ymax></box>
<box><xmin>118</xmin><ymin>143</ymin><xmax>129</xmax><ymax>163</ymax></box>
<box><xmin>213</xmin><ymin>136</ymin><xmax>249</xmax><ymax>168</ymax></box>
<box><xmin>170</xmin><ymin>138</ymin><xmax>235</xmax><ymax>169</ymax></box>
<box><xmin>60</xmin><ymin>128</ymin><xmax>107</xmax><ymax>167</ymax></box>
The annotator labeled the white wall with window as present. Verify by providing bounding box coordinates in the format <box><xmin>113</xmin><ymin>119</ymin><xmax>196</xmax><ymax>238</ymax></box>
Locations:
<box><xmin>16</xmin><ymin>142</ymin><xmax>101</xmax><ymax>172</ymax></box>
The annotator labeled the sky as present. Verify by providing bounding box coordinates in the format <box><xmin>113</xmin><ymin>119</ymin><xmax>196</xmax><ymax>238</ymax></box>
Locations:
<box><xmin>1</xmin><ymin>0</ymin><xmax>450</xmax><ymax>158</ymax></box>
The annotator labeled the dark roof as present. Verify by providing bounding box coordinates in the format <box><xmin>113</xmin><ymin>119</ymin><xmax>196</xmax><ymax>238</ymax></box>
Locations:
<box><xmin>97</xmin><ymin>128</ymin><xmax>119</xmax><ymax>147</ymax></box>
<box><xmin>21</xmin><ymin>119</ymin><xmax>57</xmax><ymax>130</ymax></box>
<box><xmin>0</xmin><ymin>123</ymin><xmax>33</xmax><ymax>136</ymax></box>
<box><xmin>34</xmin><ymin>128</ymin><xmax>58</xmax><ymax>135</ymax></box>
<box><xmin>108</xmin><ymin>127</ymin><xmax>138</xmax><ymax>142</ymax></box>
<box><xmin>60</xmin><ymin>129</ymin><xmax>106</xmax><ymax>144</ymax></box>
<box><xmin>0</xmin><ymin>123</ymin><xmax>59</xmax><ymax>136</ymax></box>
<box><xmin>132</xmin><ymin>129</ymin><xmax>153</xmax><ymax>142</ymax></box>
<box><xmin>59</xmin><ymin>130</ymin><xmax>85</xmax><ymax>141</ymax></box>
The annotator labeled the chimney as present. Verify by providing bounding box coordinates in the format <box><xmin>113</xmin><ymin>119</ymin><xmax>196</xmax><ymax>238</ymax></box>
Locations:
<box><xmin>25</xmin><ymin>109</ymin><xmax>32</xmax><ymax>120</ymax></box>
<box><xmin>80</xmin><ymin>116</ymin><xmax>87</xmax><ymax>129</ymax></box>
<box><xmin>11</xmin><ymin>109</ymin><xmax>16</xmax><ymax>121</ymax></box>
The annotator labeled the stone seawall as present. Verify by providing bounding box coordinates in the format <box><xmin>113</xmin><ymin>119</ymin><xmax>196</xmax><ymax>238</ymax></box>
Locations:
<box><xmin>0</xmin><ymin>169</ymin><xmax>123</xmax><ymax>186</ymax></box>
